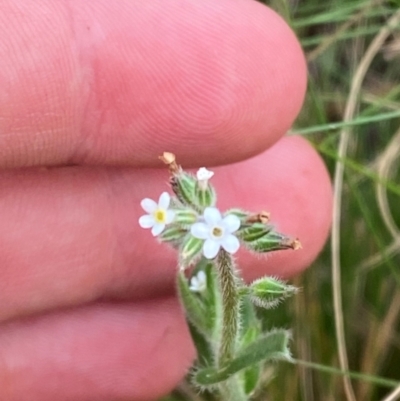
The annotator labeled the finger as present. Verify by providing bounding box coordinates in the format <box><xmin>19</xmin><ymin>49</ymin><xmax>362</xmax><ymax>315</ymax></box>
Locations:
<box><xmin>0</xmin><ymin>297</ymin><xmax>194</xmax><ymax>401</ymax></box>
<box><xmin>0</xmin><ymin>0</ymin><xmax>306</xmax><ymax>168</ymax></box>
<box><xmin>0</xmin><ymin>136</ymin><xmax>331</xmax><ymax>322</ymax></box>
<box><xmin>221</xmin><ymin>135</ymin><xmax>333</xmax><ymax>281</ymax></box>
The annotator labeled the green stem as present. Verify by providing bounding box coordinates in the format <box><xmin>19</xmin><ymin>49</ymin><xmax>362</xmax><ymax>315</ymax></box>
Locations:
<box><xmin>216</xmin><ymin>250</ymin><xmax>239</xmax><ymax>366</ymax></box>
<box><xmin>215</xmin><ymin>251</ymin><xmax>247</xmax><ymax>401</ymax></box>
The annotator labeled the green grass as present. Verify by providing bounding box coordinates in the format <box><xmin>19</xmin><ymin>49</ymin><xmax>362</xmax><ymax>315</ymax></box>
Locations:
<box><xmin>163</xmin><ymin>0</ymin><xmax>400</xmax><ymax>400</ymax></box>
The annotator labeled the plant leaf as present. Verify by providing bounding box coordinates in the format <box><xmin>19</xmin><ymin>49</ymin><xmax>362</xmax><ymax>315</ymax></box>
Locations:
<box><xmin>177</xmin><ymin>272</ymin><xmax>210</xmax><ymax>336</ymax></box>
<box><xmin>194</xmin><ymin>329</ymin><xmax>292</xmax><ymax>386</ymax></box>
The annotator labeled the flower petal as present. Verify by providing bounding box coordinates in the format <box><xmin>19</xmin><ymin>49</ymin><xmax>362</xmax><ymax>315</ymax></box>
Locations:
<box><xmin>222</xmin><ymin>214</ymin><xmax>241</xmax><ymax>233</ymax></box>
<box><xmin>165</xmin><ymin>209</ymin><xmax>175</xmax><ymax>224</ymax></box>
<box><xmin>196</xmin><ymin>271</ymin><xmax>206</xmax><ymax>290</ymax></box>
<box><xmin>203</xmin><ymin>239</ymin><xmax>220</xmax><ymax>259</ymax></box>
<box><xmin>221</xmin><ymin>234</ymin><xmax>240</xmax><ymax>255</ymax></box>
<box><xmin>141</xmin><ymin>198</ymin><xmax>158</xmax><ymax>213</ymax></box>
<box><xmin>191</xmin><ymin>222</ymin><xmax>209</xmax><ymax>239</ymax></box>
<box><xmin>151</xmin><ymin>223</ymin><xmax>165</xmax><ymax>236</ymax></box>
<box><xmin>138</xmin><ymin>215</ymin><xmax>155</xmax><ymax>228</ymax></box>
<box><xmin>196</xmin><ymin>167</ymin><xmax>214</xmax><ymax>181</ymax></box>
<box><xmin>203</xmin><ymin>207</ymin><xmax>222</xmax><ymax>225</ymax></box>
<box><xmin>189</xmin><ymin>277</ymin><xmax>199</xmax><ymax>291</ymax></box>
<box><xmin>197</xmin><ymin>270</ymin><xmax>206</xmax><ymax>282</ymax></box>
<box><xmin>158</xmin><ymin>192</ymin><xmax>171</xmax><ymax>209</ymax></box>
<box><xmin>190</xmin><ymin>271</ymin><xmax>207</xmax><ymax>291</ymax></box>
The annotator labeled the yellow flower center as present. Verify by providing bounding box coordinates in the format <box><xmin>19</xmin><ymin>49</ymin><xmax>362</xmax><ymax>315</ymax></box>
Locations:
<box><xmin>154</xmin><ymin>209</ymin><xmax>166</xmax><ymax>223</ymax></box>
<box><xmin>212</xmin><ymin>226</ymin><xmax>223</xmax><ymax>237</ymax></box>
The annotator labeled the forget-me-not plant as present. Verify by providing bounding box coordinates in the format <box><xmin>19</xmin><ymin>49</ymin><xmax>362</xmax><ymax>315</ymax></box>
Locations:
<box><xmin>139</xmin><ymin>152</ymin><xmax>301</xmax><ymax>401</ymax></box>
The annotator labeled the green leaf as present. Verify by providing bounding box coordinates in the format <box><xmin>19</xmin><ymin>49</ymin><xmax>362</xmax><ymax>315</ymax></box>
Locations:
<box><xmin>237</xmin><ymin>294</ymin><xmax>260</xmax><ymax>346</ymax></box>
<box><xmin>177</xmin><ymin>272</ymin><xmax>210</xmax><ymax>336</ymax></box>
<box><xmin>188</xmin><ymin>321</ymin><xmax>214</xmax><ymax>368</ymax></box>
<box><xmin>242</xmin><ymin>363</ymin><xmax>260</xmax><ymax>395</ymax></box>
<box><xmin>194</xmin><ymin>329</ymin><xmax>292</xmax><ymax>385</ymax></box>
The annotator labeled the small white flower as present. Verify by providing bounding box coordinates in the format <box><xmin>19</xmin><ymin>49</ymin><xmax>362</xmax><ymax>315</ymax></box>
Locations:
<box><xmin>191</xmin><ymin>207</ymin><xmax>241</xmax><ymax>259</ymax></box>
<box><xmin>196</xmin><ymin>167</ymin><xmax>214</xmax><ymax>190</ymax></box>
<box><xmin>189</xmin><ymin>270</ymin><xmax>207</xmax><ymax>292</ymax></box>
<box><xmin>197</xmin><ymin>167</ymin><xmax>214</xmax><ymax>181</ymax></box>
<box><xmin>139</xmin><ymin>192</ymin><xmax>175</xmax><ymax>236</ymax></box>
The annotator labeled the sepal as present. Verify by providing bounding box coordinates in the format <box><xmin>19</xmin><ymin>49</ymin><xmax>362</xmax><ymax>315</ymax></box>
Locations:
<box><xmin>194</xmin><ymin>181</ymin><xmax>216</xmax><ymax>208</ymax></box>
<box><xmin>180</xmin><ymin>234</ymin><xmax>204</xmax><ymax>268</ymax></box>
<box><xmin>224</xmin><ymin>208</ymin><xmax>252</xmax><ymax>220</ymax></box>
<box><xmin>158</xmin><ymin>225</ymin><xmax>187</xmax><ymax>244</ymax></box>
<box><xmin>171</xmin><ymin>171</ymin><xmax>218</xmax><ymax>211</ymax></box>
<box><xmin>245</xmin><ymin>228</ymin><xmax>301</xmax><ymax>253</ymax></box>
<box><xmin>237</xmin><ymin>222</ymin><xmax>273</xmax><ymax>243</ymax></box>
<box><xmin>174</xmin><ymin>208</ymin><xmax>199</xmax><ymax>226</ymax></box>
<box><xmin>171</xmin><ymin>172</ymin><xmax>197</xmax><ymax>208</ymax></box>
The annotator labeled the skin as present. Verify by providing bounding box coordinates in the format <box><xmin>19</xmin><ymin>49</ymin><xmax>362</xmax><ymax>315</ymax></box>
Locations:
<box><xmin>0</xmin><ymin>0</ymin><xmax>332</xmax><ymax>400</ymax></box>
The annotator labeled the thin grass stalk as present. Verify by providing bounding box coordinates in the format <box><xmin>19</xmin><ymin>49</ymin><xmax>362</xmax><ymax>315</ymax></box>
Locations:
<box><xmin>331</xmin><ymin>8</ymin><xmax>400</xmax><ymax>401</ymax></box>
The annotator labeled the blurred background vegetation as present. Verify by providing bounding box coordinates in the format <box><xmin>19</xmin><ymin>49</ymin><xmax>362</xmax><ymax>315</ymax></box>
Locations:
<box><xmin>163</xmin><ymin>0</ymin><xmax>400</xmax><ymax>400</ymax></box>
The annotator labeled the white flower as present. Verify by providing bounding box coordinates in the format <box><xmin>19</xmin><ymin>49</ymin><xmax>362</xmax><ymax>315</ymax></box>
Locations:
<box><xmin>189</xmin><ymin>270</ymin><xmax>207</xmax><ymax>292</ymax></box>
<box><xmin>191</xmin><ymin>207</ymin><xmax>241</xmax><ymax>259</ymax></box>
<box><xmin>196</xmin><ymin>167</ymin><xmax>214</xmax><ymax>190</ymax></box>
<box><xmin>139</xmin><ymin>192</ymin><xmax>175</xmax><ymax>236</ymax></box>
<box><xmin>197</xmin><ymin>167</ymin><xmax>214</xmax><ymax>181</ymax></box>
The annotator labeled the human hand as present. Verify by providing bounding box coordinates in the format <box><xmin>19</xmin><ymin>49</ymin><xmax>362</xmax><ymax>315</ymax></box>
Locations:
<box><xmin>0</xmin><ymin>0</ymin><xmax>332</xmax><ymax>400</ymax></box>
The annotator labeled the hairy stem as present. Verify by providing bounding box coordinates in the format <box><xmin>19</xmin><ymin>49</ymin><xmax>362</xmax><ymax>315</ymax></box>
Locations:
<box><xmin>215</xmin><ymin>250</ymin><xmax>246</xmax><ymax>401</ymax></box>
<box><xmin>216</xmin><ymin>249</ymin><xmax>239</xmax><ymax>366</ymax></box>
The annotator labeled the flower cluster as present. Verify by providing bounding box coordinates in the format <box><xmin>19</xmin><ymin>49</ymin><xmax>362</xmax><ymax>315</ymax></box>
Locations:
<box><xmin>139</xmin><ymin>168</ymin><xmax>241</xmax><ymax>261</ymax></box>
<box><xmin>138</xmin><ymin>152</ymin><xmax>300</xmax><ymax>269</ymax></box>
<box><xmin>138</xmin><ymin>152</ymin><xmax>301</xmax><ymax>399</ymax></box>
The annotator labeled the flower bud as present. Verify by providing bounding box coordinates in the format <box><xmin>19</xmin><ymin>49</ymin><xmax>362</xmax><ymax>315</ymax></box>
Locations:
<box><xmin>189</xmin><ymin>270</ymin><xmax>207</xmax><ymax>292</ymax></box>
<box><xmin>245</xmin><ymin>229</ymin><xmax>301</xmax><ymax>254</ymax></box>
<box><xmin>158</xmin><ymin>225</ymin><xmax>187</xmax><ymax>244</ymax></box>
<box><xmin>180</xmin><ymin>235</ymin><xmax>204</xmax><ymax>268</ymax></box>
<box><xmin>224</xmin><ymin>208</ymin><xmax>252</xmax><ymax>220</ymax></box>
<box><xmin>249</xmin><ymin>277</ymin><xmax>298</xmax><ymax>309</ymax></box>
<box><xmin>174</xmin><ymin>208</ymin><xmax>199</xmax><ymax>226</ymax></box>
<box><xmin>194</xmin><ymin>183</ymin><xmax>216</xmax><ymax>208</ymax></box>
<box><xmin>237</xmin><ymin>222</ymin><xmax>273</xmax><ymax>243</ymax></box>
<box><xmin>170</xmin><ymin>172</ymin><xmax>197</xmax><ymax>207</ymax></box>
<box><xmin>194</xmin><ymin>168</ymin><xmax>216</xmax><ymax>208</ymax></box>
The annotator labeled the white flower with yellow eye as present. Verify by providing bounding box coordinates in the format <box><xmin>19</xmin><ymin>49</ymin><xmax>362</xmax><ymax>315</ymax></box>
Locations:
<box><xmin>191</xmin><ymin>207</ymin><xmax>240</xmax><ymax>259</ymax></box>
<box><xmin>139</xmin><ymin>192</ymin><xmax>175</xmax><ymax>236</ymax></box>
